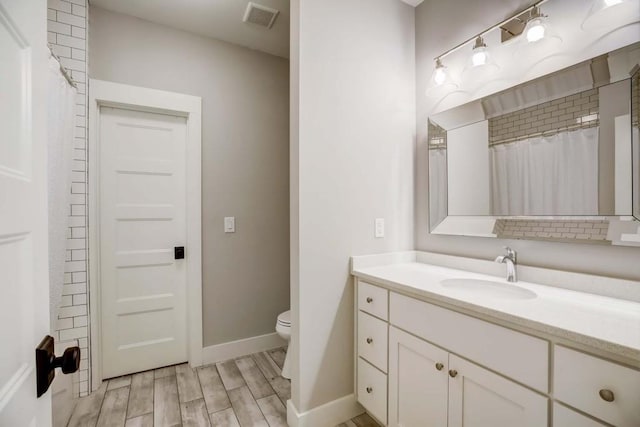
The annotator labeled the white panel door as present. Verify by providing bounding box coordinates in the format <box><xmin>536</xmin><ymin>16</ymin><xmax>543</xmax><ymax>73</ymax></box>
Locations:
<box><xmin>0</xmin><ymin>0</ymin><xmax>52</xmax><ymax>425</ymax></box>
<box><xmin>388</xmin><ymin>327</ymin><xmax>448</xmax><ymax>427</ymax></box>
<box><xmin>448</xmin><ymin>354</ymin><xmax>548</xmax><ymax>427</ymax></box>
<box><xmin>99</xmin><ymin>107</ymin><xmax>188</xmax><ymax>378</ymax></box>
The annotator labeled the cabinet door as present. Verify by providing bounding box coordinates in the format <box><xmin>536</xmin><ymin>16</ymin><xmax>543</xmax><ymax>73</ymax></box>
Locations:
<box><xmin>388</xmin><ymin>327</ymin><xmax>448</xmax><ymax>427</ymax></box>
<box><xmin>448</xmin><ymin>354</ymin><xmax>548</xmax><ymax>427</ymax></box>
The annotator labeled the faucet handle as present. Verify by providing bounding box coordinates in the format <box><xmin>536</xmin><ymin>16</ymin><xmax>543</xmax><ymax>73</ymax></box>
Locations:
<box><xmin>503</xmin><ymin>246</ymin><xmax>517</xmax><ymax>261</ymax></box>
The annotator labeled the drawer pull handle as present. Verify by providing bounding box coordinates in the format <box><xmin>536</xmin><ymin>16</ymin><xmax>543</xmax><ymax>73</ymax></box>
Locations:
<box><xmin>366</xmin><ymin>297</ymin><xmax>373</xmax><ymax>303</ymax></box>
<box><xmin>448</xmin><ymin>369</ymin><xmax>458</xmax><ymax>378</ymax></box>
<box><xmin>435</xmin><ymin>362</ymin><xmax>444</xmax><ymax>371</ymax></box>
<box><xmin>599</xmin><ymin>389</ymin><xmax>615</xmax><ymax>402</ymax></box>
<box><xmin>366</xmin><ymin>337</ymin><xmax>373</xmax><ymax>344</ymax></box>
<box><xmin>366</xmin><ymin>387</ymin><xmax>373</xmax><ymax>394</ymax></box>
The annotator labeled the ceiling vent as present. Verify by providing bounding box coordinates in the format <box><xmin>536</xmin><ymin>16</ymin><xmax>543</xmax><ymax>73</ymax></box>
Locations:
<box><xmin>243</xmin><ymin>2</ymin><xmax>280</xmax><ymax>29</ymax></box>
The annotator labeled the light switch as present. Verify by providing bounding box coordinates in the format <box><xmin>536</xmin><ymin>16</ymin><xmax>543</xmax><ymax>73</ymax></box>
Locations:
<box><xmin>375</xmin><ymin>218</ymin><xmax>385</xmax><ymax>238</ymax></box>
<box><xmin>224</xmin><ymin>217</ymin><xmax>235</xmax><ymax>233</ymax></box>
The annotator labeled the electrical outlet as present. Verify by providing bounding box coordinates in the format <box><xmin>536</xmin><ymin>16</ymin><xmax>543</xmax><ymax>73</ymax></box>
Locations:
<box><xmin>375</xmin><ymin>218</ymin><xmax>385</xmax><ymax>238</ymax></box>
<box><xmin>224</xmin><ymin>217</ymin><xmax>235</xmax><ymax>233</ymax></box>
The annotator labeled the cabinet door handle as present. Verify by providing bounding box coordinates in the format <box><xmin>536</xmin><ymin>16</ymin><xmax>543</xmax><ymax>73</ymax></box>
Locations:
<box><xmin>366</xmin><ymin>337</ymin><xmax>373</xmax><ymax>344</ymax></box>
<box><xmin>599</xmin><ymin>389</ymin><xmax>615</xmax><ymax>402</ymax></box>
<box><xmin>366</xmin><ymin>387</ymin><xmax>373</xmax><ymax>394</ymax></box>
<box><xmin>435</xmin><ymin>362</ymin><xmax>444</xmax><ymax>371</ymax></box>
<box><xmin>448</xmin><ymin>369</ymin><xmax>458</xmax><ymax>378</ymax></box>
<box><xmin>366</xmin><ymin>297</ymin><xmax>373</xmax><ymax>303</ymax></box>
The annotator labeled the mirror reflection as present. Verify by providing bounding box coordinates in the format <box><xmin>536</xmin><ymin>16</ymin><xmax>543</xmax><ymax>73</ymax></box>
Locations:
<box><xmin>429</xmin><ymin>43</ymin><xmax>640</xmax><ymax>243</ymax></box>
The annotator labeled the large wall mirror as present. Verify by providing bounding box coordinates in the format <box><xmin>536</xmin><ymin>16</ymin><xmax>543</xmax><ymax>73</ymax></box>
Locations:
<box><xmin>428</xmin><ymin>6</ymin><xmax>640</xmax><ymax>247</ymax></box>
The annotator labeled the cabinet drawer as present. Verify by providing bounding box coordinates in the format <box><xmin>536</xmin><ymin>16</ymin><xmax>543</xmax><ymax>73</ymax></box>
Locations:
<box><xmin>358</xmin><ymin>281</ymin><xmax>388</xmax><ymax>320</ymax></box>
<box><xmin>554</xmin><ymin>345</ymin><xmax>640</xmax><ymax>427</ymax></box>
<box><xmin>357</xmin><ymin>357</ymin><xmax>387</xmax><ymax>425</ymax></box>
<box><xmin>358</xmin><ymin>311</ymin><xmax>388</xmax><ymax>372</ymax></box>
<box><xmin>390</xmin><ymin>292</ymin><xmax>548</xmax><ymax>392</ymax></box>
<box><xmin>553</xmin><ymin>403</ymin><xmax>607</xmax><ymax>427</ymax></box>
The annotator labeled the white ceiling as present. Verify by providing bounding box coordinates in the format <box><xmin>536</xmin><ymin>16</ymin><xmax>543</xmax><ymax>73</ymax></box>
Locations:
<box><xmin>89</xmin><ymin>0</ymin><xmax>291</xmax><ymax>58</ymax></box>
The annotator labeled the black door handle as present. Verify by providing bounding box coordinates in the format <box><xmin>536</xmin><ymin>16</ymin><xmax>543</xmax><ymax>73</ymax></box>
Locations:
<box><xmin>36</xmin><ymin>335</ymin><xmax>80</xmax><ymax>397</ymax></box>
<box><xmin>174</xmin><ymin>246</ymin><xmax>185</xmax><ymax>259</ymax></box>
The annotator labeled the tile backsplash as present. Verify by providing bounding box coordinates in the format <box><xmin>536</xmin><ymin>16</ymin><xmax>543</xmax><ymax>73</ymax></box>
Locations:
<box><xmin>493</xmin><ymin>219</ymin><xmax>610</xmax><ymax>244</ymax></box>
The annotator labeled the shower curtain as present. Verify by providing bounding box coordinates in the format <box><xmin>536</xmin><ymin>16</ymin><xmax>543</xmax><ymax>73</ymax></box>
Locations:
<box><xmin>48</xmin><ymin>55</ymin><xmax>77</xmax><ymax>331</ymax></box>
<box><xmin>489</xmin><ymin>127</ymin><xmax>599</xmax><ymax>216</ymax></box>
<box><xmin>429</xmin><ymin>148</ymin><xmax>448</xmax><ymax>229</ymax></box>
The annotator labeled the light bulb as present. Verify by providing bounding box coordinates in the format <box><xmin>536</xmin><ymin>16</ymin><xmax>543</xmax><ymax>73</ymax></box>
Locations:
<box><xmin>432</xmin><ymin>59</ymin><xmax>448</xmax><ymax>86</ymax></box>
<box><xmin>526</xmin><ymin>18</ymin><xmax>546</xmax><ymax>42</ymax></box>
<box><xmin>472</xmin><ymin>49</ymin><xmax>487</xmax><ymax>67</ymax></box>
<box><xmin>434</xmin><ymin>68</ymin><xmax>446</xmax><ymax>85</ymax></box>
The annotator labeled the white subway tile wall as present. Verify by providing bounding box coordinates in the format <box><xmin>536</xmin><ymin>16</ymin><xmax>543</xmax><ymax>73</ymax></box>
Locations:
<box><xmin>489</xmin><ymin>88</ymin><xmax>599</xmax><ymax>145</ymax></box>
<box><xmin>493</xmin><ymin>219</ymin><xmax>610</xmax><ymax>244</ymax></box>
<box><xmin>48</xmin><ymin>0</ymin><xmax>89</xmax><ymax>397</ymax></box>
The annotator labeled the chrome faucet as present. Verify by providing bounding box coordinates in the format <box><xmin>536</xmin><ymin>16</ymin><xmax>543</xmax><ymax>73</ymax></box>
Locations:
<box><xmin>495</xmin><ymin>247</ymin><xmax>517</xmax><ymax>283</ymax></box>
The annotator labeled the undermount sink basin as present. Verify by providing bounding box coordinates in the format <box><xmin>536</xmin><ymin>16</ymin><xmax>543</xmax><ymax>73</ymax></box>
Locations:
<box><xmin>440</xmin><ymin>278</ymin><xmax>537</xmax><ymax>300</ymax></box>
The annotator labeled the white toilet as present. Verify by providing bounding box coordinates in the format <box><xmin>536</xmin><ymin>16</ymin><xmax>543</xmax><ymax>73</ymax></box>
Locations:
<box><xmin>275</xmin><ymin>310</ymin><xmax>291</xmax><ymax>379</ymax></box>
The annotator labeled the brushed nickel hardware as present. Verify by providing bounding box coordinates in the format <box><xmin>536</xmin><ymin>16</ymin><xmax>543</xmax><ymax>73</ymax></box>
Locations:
<box><xmin>449</xmin><ymin>369</ymin><xmax>458</xmax><ymax>378</ymax></box>
<box><xmin>495</xmin><ymin>246</ymin><xmax>517</xmax><ymax>282</ymax></box>
<box><xmin>366</xmin><ymin>297</ymin><xmax>373</xmax><ymax>303</ymax></box>
<box><xmin>599</xmin><ymin>389</ymin><xmax>615</xmax><ymax>402</ymax></box>
<box><xmin>366</xmin><ymin>387</ymin><xmax>373</xmax><ymax>393</ymax></box>
<box><xmin>366</xmin><ymin>337</ymin><xmax>373</xmax><ymax>344</ymax></box>
<box><xmin>435</xmin><ymin>362</ymin><xmax>444</xmax><ymax>371</ymax></box>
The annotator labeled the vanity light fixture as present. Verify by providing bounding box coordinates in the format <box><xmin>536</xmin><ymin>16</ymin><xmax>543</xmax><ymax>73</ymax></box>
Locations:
<box><xmin>524</xmin><ymin>6</ymin><xmax>547</xmax><ymax>43</ymax></box>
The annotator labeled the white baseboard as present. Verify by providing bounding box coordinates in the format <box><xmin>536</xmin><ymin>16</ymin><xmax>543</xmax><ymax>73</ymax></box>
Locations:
<box><xmin>287</xmin><ymin>394</ymin><xmax>364</xmax><ymax>427</ymax></box>
<box><xmin>200</xmin><ymin>332</ymin><xmax>286</xmax><ymax>365</ymax></box>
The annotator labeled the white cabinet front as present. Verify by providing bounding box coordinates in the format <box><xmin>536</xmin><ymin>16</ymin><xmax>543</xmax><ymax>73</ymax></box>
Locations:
<box><xmin>388</xmin><ymin>327</ymin><xmax>448</xmax><ymax>427</ymax></box>
<box><xmin>448</xmin><ymin>354</ymin><xmax>548</xmax><ymax>427</ymax></box>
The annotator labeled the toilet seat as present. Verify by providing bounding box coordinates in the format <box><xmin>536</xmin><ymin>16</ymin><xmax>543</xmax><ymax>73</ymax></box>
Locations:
<box><xmin>277</xmin><ymin>310</ymin><xmax>291</xmax><ymax>327</ymax></box>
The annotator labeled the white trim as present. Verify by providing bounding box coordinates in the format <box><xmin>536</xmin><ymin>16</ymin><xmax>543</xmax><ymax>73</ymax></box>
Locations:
<box><xmin>88</xmin><ymin>79</ymin><xmax>202</xmax><ymax>390</ymax></box>
<box><xmin>286</xmin><ymin>395</ymin><xmax>364</xmax><ymax>427</ymax></box>
<box><xmin>201</xmin><ymin>333</ymin><xmax>286</xmax><ymax>365</ymax></box>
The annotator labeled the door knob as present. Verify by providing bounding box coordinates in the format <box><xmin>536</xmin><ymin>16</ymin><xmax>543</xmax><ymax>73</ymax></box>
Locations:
<box><xmin>435</xmin><ymin>362</ymin><xmax>444</xmax><ymax>371</ymax></box>
<box><xmin>366</xmin><ymin>337</ymin><xmax>373</xmax><ymax>344</ymax></box>
<box><xmin>36</xmin><ymin>335</ymin><xmax>80</xmax><ymax>397</ymax></box>
<box><xmin>448</xmin><ymin>369</ymin><xmax>458</xmax><ymax>378</ymax></box>
<box><xmin>366</xmin><ymin>297</ymin><xmax>373</xmax><ymax>303</ymax></box>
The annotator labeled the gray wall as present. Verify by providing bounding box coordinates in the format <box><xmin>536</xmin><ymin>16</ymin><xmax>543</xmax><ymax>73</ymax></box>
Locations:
<box><xmin>89</xmin><ymin>7</ymin><xmax>290</xmax><ymax>346</ymax></box>
<box><xmin>415</xmin><ymin>0</ymin><xmax>640</xmax><ymax>281</ymax></box>
<box><xmin>291</xmin><ymin>0</ymin><xmax>415</xmax><ymax>412</ymax></box>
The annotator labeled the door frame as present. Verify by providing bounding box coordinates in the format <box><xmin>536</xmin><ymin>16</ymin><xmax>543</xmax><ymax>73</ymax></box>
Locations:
<box><xmin>88</xmin><ymin>79</ymin><xmax>202</xmax><ymax>390</ymax></box>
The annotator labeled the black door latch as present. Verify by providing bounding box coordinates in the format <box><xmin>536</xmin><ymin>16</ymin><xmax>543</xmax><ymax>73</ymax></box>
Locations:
<box><xmin>175</xmin><ymin>246</ymin><xmax>185</xmax><ymax>259</ymax></box>
<box><xmin>36</xmin><ymin>335</ymin><xmax>80</xmax><ymax>397</ymax></box>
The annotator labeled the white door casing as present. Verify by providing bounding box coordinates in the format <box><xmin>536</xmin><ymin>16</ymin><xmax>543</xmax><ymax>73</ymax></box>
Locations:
<box><xmin>99</xmin><ymin>107</ymin><xmax>188</xmax><ymax>378</ymax></box>
<box><xmin>0</xmin><ymin>0</ymin><xmax>52</xmax><ymax>425</ymax></box>
<box><xmin>89</xmin><ymin>80</ymin><xmax>202</xmax><ymax>388</ymax></box>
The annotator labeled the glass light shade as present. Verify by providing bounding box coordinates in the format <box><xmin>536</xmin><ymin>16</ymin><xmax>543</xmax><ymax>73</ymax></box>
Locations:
<box><xmin>472</xmin><ymin>47</ymin><xmax>488</xmax><ymax>67</ymax></box>
<box><xmin>526</xmin><ymin>17</ymin><xmax>546</xmax><ymax>42</ymax></box>
<box><xmin>432</xmin><ymin>60</ymin><xmax>449</xmax><ymax>86</ymax></box>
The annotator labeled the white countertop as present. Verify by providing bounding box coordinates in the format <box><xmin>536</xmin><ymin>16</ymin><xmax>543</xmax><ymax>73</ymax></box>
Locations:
<box><xmin>351</xmin><ymin>252</ymin><xmax>640</xmax><ymax>362</ymax></box>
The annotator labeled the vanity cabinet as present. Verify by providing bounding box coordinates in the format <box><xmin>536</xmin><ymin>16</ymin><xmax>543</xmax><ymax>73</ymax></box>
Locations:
<box><xmin>388</xmin><ymin>324</ymin><xmax>547</xmax><ymax>427</ymax></box>
<box><xmin>355</xmin><ymin>279</ymin><xmax>640</xmax><ymax>427</ymax></box>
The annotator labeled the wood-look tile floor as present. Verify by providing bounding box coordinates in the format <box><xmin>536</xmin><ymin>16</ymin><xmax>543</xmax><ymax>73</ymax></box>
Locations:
<box><xmin>66</xmin><ymin>348</ymin><xmax>381</xmax><ymax>427</ymax></box>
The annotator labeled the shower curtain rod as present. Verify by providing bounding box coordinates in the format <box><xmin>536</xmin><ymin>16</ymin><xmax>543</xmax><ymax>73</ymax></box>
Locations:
<box><xmin>48</xmin><ymin>43</ymin><xmax>77</xmax><ymax>89</ymax></box>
